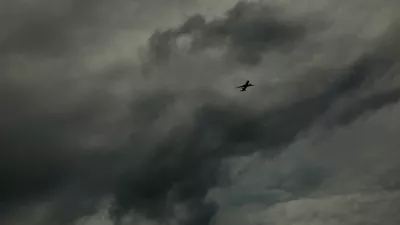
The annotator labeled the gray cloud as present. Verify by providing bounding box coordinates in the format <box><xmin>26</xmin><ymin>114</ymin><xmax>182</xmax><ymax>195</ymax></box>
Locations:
<box><xmin>1</xmin><ymin>0</ymin><xmax>400</xmax><ymax>225</ymax></box>
<box><xmin>143</xmin><ymin>1</ymin><xmax>305</xmax><ymax>67</ymax></box>
<box><xmin>107</xmin><ymin>38</ymin><xmax>400</xmax><ymax>225</ymax></box>
<box><xmin>0</xmin><ymin>0</ymin><xmax>103</xmax><ymax>56</ymax></box>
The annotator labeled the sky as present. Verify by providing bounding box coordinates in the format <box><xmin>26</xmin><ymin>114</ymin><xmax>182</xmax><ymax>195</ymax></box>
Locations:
<box><xmin>1</xmin><ymin>0</ymin><xmax>400</xmax><ymax>224</ymax></box>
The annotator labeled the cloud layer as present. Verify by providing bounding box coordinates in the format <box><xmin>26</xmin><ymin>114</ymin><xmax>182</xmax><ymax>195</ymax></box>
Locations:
<box><xmin>1</xmin><ymin>0</ymin><xmax>400</xmax><ymax>225</ymax></box>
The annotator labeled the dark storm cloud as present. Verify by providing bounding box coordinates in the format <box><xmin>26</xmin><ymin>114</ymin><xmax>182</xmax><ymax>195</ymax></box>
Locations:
<box><xmin>1</xmin><ymin>1</ymin><xmax>400</xmax><ymax>225</ymax></box>
<box><xmin>331</xmin><ymin>88</ymin><xmax>400</xmax><ymax>125</ymax></box>
<box><xmin>0</xmin><ymin>100</ymin><xmax>107</xmax><ymax>211</ymax></box>
<box><xmin>321</xmin><ymin>54</ymin><xmax>400</xmax><ymax>126</ymax></box>
<box><xmin>0</xmin><ymin>0</ymin><xmax>128</xmax><ymax>211</ymax></box>
<box><xmin>0</xmin><ymin>0</ymin><xmax>102</xmax><ymax>56</ymax></box>
<box><xmin>100</xmin><ymin>6</ymin><xmax>400</xmax><ymax>225</ymax></box>
<box><xmin>107</xmin><ymin>51</ymin><xmax>399</xmax><ymax>225</ymax></box>
<box><xmin>144</xmin><ymin>1</ymin><xmax>305</xmax><ymax>66</ymax></box>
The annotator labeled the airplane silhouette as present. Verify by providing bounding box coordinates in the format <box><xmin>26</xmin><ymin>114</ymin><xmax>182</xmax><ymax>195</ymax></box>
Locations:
<box><xmin>237</xmin><ymin>80</ymin><xmax>254</xmax><ymax>91</ymax></box>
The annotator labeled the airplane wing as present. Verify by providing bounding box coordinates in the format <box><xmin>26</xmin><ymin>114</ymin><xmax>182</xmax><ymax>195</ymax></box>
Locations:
<box><xmin>237</xmin><ymin>85</ymin><xmax>245</xmax><ymax>88</ymax></box>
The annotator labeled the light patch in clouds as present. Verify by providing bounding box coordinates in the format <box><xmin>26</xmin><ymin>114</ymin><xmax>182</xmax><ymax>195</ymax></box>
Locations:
<box><xmin>215</xmin><ymin>191</ymin><xmax>400</xmax><ymax>225</ymax></box>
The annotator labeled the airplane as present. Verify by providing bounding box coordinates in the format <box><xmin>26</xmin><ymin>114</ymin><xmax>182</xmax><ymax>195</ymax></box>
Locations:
<box><xmin>237</xmin><ymin>80</ymin><xmax>254</xmax><ymax>91</ymax></box>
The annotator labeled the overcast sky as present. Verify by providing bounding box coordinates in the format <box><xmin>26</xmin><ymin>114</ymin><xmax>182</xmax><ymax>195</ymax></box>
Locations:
<box><xmin>1</xmin><ymin>0</ymin><xmax>400</xmax><ymax>225</ymax></box>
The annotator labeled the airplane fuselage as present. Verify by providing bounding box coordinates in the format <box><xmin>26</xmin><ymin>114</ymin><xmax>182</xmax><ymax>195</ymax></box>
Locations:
<box><xmin>237</xmin><ymin>80</ymin><xmax>254</xmax><ymax>91</ymax></box>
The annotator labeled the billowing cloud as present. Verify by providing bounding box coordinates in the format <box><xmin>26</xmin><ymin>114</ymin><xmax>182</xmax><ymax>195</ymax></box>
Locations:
<box><xmin>143</xmin><ymin>1</ymin><xmax>305</xmax><ymax>66</ymax></box>
<box><xmin>1</xmin><ymin>0</ymin><xmax>400</xmax><ymax>225</ymax></box>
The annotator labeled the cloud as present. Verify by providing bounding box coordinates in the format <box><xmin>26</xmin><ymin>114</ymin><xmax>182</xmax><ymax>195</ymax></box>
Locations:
<box><xmin>108</xmin><ymin>25</ymin><xmax>400</xmax><ymax>225</ymax></box>
<box><xmin>210</xmin><ymin>98</ymin><xmax>400</xmax><ymax>224</ymax></box>
<box><xmin>1</xmin><ymin>0</ymin><xmax>400</xmax><ymax>225</ymax></box>
<box><xmin>143</xmin><ymin>1</ymin><xmax>305</xmax><ymax>67</ymax></box>
<box><xmin>214</xmin><ymin>191</ymin><xmax>400</xmax><ymax>225</ymax></box>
